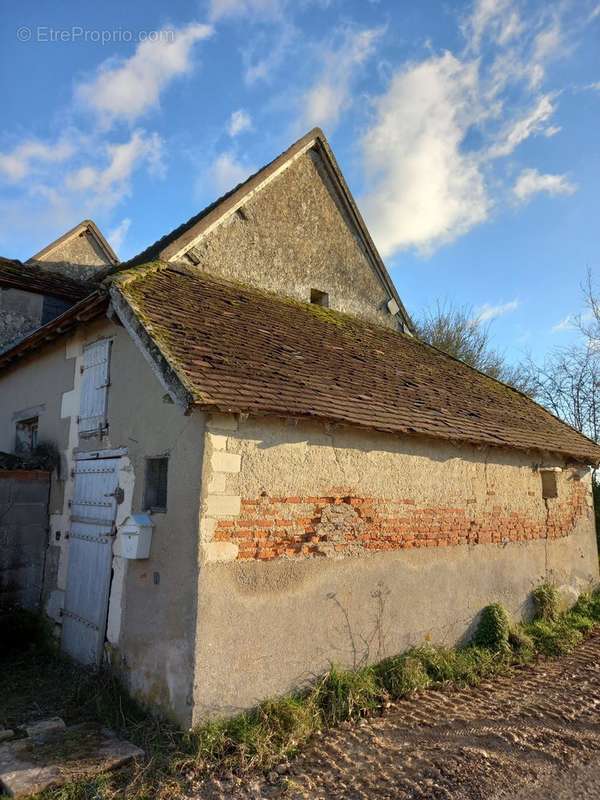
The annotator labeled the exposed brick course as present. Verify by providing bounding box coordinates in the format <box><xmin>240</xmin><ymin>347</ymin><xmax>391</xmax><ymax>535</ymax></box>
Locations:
<box><xmin>213</xmin><ymin>483</ymin><xmax>588</xmax><ymax>560</ymax></box>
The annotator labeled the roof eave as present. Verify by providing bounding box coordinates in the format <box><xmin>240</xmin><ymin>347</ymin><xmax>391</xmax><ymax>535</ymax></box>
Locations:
<box><xmin>108</xmin><ymin>282</ymin><xmax>195</xmax><ymax>412</ymax></box>
<box><xmin>187</xmin><ymin>399</ymin><xmax>600</xmax><ymax>465</ymax></box>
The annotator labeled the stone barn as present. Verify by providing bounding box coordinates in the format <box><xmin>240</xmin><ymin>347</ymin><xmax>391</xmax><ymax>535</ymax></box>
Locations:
<box><xmin>0</xmin><ymin>128</ymin><xmax>598</xmax><ymax>726</ymax></box>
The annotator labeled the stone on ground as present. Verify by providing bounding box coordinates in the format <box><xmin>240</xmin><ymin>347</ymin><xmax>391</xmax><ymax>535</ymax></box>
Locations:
<box><xmin>0</xmin><ymin>721</ymin><xmax>143</xmax><ymax>798</ymax></box>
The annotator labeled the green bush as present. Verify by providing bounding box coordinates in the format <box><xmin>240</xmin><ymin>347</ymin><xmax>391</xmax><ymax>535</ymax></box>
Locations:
<box><xmin>190</xmin><ymin>695</ymin><xmax>316</xmax><ymax>772</ymax></box>
<box><xmin>524</xmin><ymin>618</ymin><xmax>583</xmax><ymax>656</ymax></box>
<box><xmin>532</xmin><ymin>583</ymin><xmax>560</xmax><ymax>622</ymax></box>
<box><xmin>508</xmin><ymin>626</ymin><xmax>535</xmax><ymax>661</ymax></box>
<box><xmin>375</xmin><ymin>654</ymin><xmax>431</xmax><ymax>698</ymax></box>
<box><xmin>314</xmin><ymin>665</ymin><xmax>380</xmax><ymax>727</ymax></box>
<box><xmin>567</xmin><ymin>613</ymin><xmax>595</xmax><ymax>635</ymax></box>
<box><xmin>473</xmin><ymin>603</ymin><xmax>511</xmax><ymax>652</ymax></box>
<box><xmin>572</xmin><ymin>591</ymin><xmax>600</xmax><ymax>622</ymax></box>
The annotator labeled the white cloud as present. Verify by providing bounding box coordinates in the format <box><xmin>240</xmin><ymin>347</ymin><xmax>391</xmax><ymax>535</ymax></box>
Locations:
<box><xmin>76</xmin><ymin>23</ymin><xmax>213</xmax><ymax>125</ymax></box>
<box><xmin>107</xmin><ymin>217</ymin><xmax>131</xmax><ymax>254</ymax></box>
<box><xmin>552</xmin><ymin>314</ymin><xmax>576</xmax><ymax>332</ymax></box>
<box><xmin>0</xmin><ymin>139</ymin><xmax>74</xmax><ymax>183</ymax></box>
<box><xmin>497</xmin><ymin>10</ymin><xmax>524</xmax><ymax>45</ymax></box>
<box><xmin>544</xmin><ymin>125</ymin><xmax>561</xmax><ymax>137</ymax></box>
<box><xmin>475</xmin><ymin>299</ymin><xmax>519</xmax><ymax>322</ymax></box>
<box><xmin>361</xmin><ymin>52</ymin><xmax>490</xmax><ymax>256</ymax></box>
<box><xmin>65</xmin><ymin>130</ymin><xmax>164</xmax><ymax>208</ymax></box>
<box><xmin>513</xmin><ymin>168</ymin><xmax>577</xmax><ymax>202</ymax></box>
<box><xmin>209</xmin><ymin>152</ymin><xmax>254</xmax><ymax>194</ymax></box>
<box><xmin>358</xmin><ymin>0</ymin><xmax>578</xmax><ymax>258</ymax></box>
<box><xmin>533</xmin><ymin>23</ymin><xmax>562</xmax><ymax>63</ymax></box>
<box><xmin>242</xmin><ymin>22</ymin><xmax>296</xmax><ymax>85</ymax></box>
<box><xmin>487</xmin><ymin>94</ymin><xmax>556</xmax><ymax>158</ymax></box>
<box><xmin>228</xmin><ymin>109</ymin><xmax>252</xmax><ymax>137</ymax></box>
<box><xmin>300</xmin><ymin>27</ymin><xmax>382</xmax><ymax>131</ymax></box>
<box><xmin>465</xmin><ymin>0</ymin><xmax>518</xmax><ymax>51</ymax></box>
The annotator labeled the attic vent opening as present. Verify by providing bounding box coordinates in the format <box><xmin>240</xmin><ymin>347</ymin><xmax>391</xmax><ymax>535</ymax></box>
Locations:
<box><xmin>540</xmin><ymin>469</ymin><xmax>559</xmax><ymax>499</ymax></box>
<box><xmin>310</xmin><ymin>289</ymin><xmax>329</xmax><ymax>308</ymax></box>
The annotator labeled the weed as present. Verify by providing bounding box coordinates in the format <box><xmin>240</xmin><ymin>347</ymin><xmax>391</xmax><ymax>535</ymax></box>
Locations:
<box><xmin>532</xmin><ymin>583</ymin><xmax>560</xmax><ymax>622</ymax></box>
<box><xmin>524</xmin><ymin>618</ymin><xmax>583</xmax><ymax>656</ymax></box>
<box><xmin>572</xmin><ymin>591</ymin><xmax>600</xmax><ymax>622</ymax></box>
<box><xmin>16</xmin><ymin>585</ymin><xmax>600</xmax><ymax>800</ymax></box>
<box><xmin>314</xmin><ymin>665</ymin><xmax>380</xmax><ymax>727</ymax></box>
<box><xmin>473</xmin><ymin>603</ymin><xmax>511</xmax><ymax>652</ymax></box>
<box><xmin>508</xmin><ymin>627</ymin><xmax>536</xmax><ymax>661</ymax></box>
<box><xmin>374</xmin><ymin>654</ymin><xmax>431</xmax><ymax>699</ymax></box>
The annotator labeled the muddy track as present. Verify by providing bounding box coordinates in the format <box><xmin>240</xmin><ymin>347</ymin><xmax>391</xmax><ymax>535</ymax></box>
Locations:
<box><xmin>201</xmin><ymin>631</ymin><xmax>600</xmax><ymax>799</ymax></box>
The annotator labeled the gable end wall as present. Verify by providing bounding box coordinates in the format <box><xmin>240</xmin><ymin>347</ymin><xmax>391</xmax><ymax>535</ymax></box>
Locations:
<box><xmin>176</xmin><ymin>150</ymin><xmax>398</xmax><ymax>329</ymax></box>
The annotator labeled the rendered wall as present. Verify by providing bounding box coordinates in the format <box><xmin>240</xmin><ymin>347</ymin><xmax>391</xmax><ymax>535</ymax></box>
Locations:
<box><xmin>177</xmin><ymin>150</ymin><xmax>398</xmax><ymax>330</ymax></box>
<box><xmin>0</xmin><ymin>470</ymin><xmax>49</xmax><ymax>610</ymax></box>
<box><xmin>192</xmin><ymin>414</ymin><xmax>599</xmax><ymax>721</ymax></box>
<box><xmin>0</xmin><ymin>319</ymin><xmax>204</xmax><ymax>724</ymax></box>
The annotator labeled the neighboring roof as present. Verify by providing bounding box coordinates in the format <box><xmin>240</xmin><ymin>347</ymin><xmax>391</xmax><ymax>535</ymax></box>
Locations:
<box><xmin>28</xmin><ymin>219</ymin><xmax>119</xmax><ymax>267</ymax></box>
<box><xmin>109</xmin><ymin>262</ymin><xmax>600</xmax><ymax>464</ymax></box>
<box><xmin>0</xmin><ymin>256</ymin><xmax>92</xmax><ymax>301</ymax></box>
<box><xmin>0</xmin><ymin>291</ymin><xmax>107</xmax><ymax>370</ymax></box>
<box><xmin>116</xmin><ymin>128</ymin><xmax>412</xmax><ymax>331</ymax></box>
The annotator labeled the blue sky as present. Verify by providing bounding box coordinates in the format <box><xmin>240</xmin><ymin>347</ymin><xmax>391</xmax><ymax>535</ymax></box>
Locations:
<box><xmin>0</xmin><ymin>0</ymin><xmax>598</xmax><ymax>364</ymax></box>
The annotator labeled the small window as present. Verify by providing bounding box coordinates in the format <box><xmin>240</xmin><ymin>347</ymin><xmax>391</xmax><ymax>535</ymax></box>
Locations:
<box><xmin>15</xmin><ymin>417</ymin><xmax>38</xmax><ymax>454</ymax></box>
<box><xmin>310</xmin><ymin>288</ymin><xmax>329</xmax><ymax>307</ymax></box>
<box><xmin>541</xmin><ymin>471</ymin><xmax>558</xmax><ymax>499</ymax></box>
<box><xmin>144</xmin><ymin>457</ymin><xmax>169</xmax><ymax>512</ymax></box>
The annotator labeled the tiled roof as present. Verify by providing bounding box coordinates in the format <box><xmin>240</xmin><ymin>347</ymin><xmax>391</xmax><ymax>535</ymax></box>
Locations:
<box><xmin>0</xmin><ymin>291</ymin><xmax>107</xmax><ymax>369</ymax></box>
<box><xmin>0</xmin><ymin>257</ymin><xmax>92</xmax><ymax>301</ymax></box>
<box><xmin>112</xmin><ymin>262</ymin><xmax>600</xmax><ymax>463</ymax></box>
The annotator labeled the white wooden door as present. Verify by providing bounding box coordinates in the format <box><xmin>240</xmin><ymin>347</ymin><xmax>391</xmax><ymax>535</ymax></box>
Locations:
<box><xmin>62</xmin><ymin>455</ymin><xmax>119</xmax><ymax>665</ymax></box>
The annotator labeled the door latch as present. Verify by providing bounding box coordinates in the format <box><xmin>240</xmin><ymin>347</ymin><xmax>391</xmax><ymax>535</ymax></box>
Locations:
<box><xmin>104</xmin><ymin>487</ymin><xmax>125</xmax><ymax>504</ymax></box>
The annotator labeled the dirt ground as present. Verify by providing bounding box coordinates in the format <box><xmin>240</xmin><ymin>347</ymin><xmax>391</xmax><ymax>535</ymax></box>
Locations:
<box><xmin>202</xmin><ymin>630</ymin><xmax>600</xmax><ymax>800</ymax></box>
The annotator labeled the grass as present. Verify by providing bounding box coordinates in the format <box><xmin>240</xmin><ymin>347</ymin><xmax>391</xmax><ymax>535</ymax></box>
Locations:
<box><xmin>4</xmin><ymin>585</ymin><xmax>600</xmax><ymax>800</ymax></box>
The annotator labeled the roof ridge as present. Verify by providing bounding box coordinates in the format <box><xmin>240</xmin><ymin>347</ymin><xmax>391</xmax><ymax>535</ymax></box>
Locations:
<box><xmin>96</xmin><ymin>128</ymin><xmax>411</xmax><ymax>330</ymax></box>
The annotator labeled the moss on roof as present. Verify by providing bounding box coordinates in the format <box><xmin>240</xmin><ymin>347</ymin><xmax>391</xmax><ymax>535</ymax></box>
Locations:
<box><xmin>110</xmin><ymin>263</ymin><xmax>600</xmax><ymax>463</ymax></box>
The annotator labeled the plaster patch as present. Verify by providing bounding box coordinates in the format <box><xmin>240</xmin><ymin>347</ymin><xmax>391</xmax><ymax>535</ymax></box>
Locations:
<box><xmin>46</xmin><ymin>589</ymin><xmax>65</xmax><ymax>622</ymax></box>
<box><xmin>206</xmin><ymin>495</ymin><xmax>241</xmax><ymax>517</ymax></box>
<box><xmin>107</xmin><ymin>455</ymin><xmax>135</xmax><ymax>646</ymax></box>
<box><xmin>200</xmin><ymin>516</ymin><xmax>217</xmax><ymax>542</ymax></box>
<box><xmin>106</xmin><ymin>556</ymin><xmax>127</xmax><ymax>645</ymax></box>
<box><xmin>202</xmin><ymin>542</ymin><xmax>239</xmax><ymax>562</ymax></box>
<box><xmin>60</xmin><ymin>390</ymin><xmax>77</xmax><ymax>420</ymax></box>
<box><xmin>207</xmin><ymin>433</ymin><xmax>228</xmax><ymax>451</ymax></box>
<box><xmin>207</xmin><ymin>473</ymin><xmax>226</xmax><ymax>493</ymax></box>
<box><xmin>211</xmin><ymin>452</ymin><xmax>241</xmax><ymax>473</ymax></box>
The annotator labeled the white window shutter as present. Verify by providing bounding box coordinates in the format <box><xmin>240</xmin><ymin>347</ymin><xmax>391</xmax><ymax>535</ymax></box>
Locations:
<box><xmin>79</xmin><ymin>339</ymin><xmax>111</xmax><ymax>433</ymax></box>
